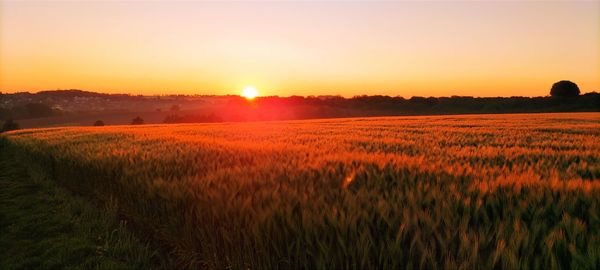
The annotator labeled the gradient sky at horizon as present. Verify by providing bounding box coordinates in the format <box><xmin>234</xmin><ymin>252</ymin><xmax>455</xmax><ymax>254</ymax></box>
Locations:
<box><xmin>1</xmin><ymin>1</ymin><xmax>599</xmax><ymax>97</ymax></box>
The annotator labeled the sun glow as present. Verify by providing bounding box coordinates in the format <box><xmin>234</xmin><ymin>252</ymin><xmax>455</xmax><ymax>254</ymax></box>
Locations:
<box><xmin>241</xmin><ymin>86</ymin><xmax>259</xmax><ymax>99</ymax></box>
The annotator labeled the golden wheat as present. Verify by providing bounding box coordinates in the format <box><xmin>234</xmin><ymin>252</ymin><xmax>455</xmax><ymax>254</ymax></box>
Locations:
<box><xmin>2</xmin><ymin>112</ymin><xmax>599</xmax><ymax>269</ymax></box>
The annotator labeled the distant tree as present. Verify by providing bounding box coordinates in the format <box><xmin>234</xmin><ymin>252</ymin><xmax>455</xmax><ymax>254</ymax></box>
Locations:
<box><xmin>550</xmin><ymin>80</ymin><xmax>580</xmax><ymax>98</ymax></box>
<box><xmin>1</xmin><ymin>119</ymin><xmax>19</xmax><ymax>132</ymax></box>
<box><xmin>93</xmin><ymin>120</ymin><xmax>105</xmax><ymax>126</ymax></box>
<box><xmin>131</xmin><ymin>116</ymin><xmax>144</xmax><ymax>125</ymax></box>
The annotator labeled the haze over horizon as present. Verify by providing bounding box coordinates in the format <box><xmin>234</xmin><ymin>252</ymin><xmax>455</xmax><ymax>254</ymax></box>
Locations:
<box><xmin>1</xmin><ymin>1</ymin><xmax>599</xmax><ymax>97</ymax></box>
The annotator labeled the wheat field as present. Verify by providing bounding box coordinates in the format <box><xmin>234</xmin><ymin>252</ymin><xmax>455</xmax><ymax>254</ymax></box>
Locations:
<box><xmin>2</xmin><ymin>112</ymin><xmax>599</xmax><ymax>269</ymax></box>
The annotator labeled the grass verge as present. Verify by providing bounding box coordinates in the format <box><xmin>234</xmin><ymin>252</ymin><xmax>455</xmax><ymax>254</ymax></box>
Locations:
<box><xmin>0</xmin><ymin>145</ymin><xmax>160</xmax><ymax>270</ymax></box>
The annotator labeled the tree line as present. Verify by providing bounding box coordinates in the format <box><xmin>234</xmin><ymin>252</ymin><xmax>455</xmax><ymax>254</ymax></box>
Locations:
<box><xmin>1</xmin><ymin>80</ymin><xmax>598</xmax><ymax>130</ymax></box>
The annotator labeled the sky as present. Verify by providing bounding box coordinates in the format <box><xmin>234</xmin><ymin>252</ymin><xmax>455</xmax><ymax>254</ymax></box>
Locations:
<box><xmin>1</xmin><ymin>1</ymin><xmax>599</xmax><ymax>97</ymax></box>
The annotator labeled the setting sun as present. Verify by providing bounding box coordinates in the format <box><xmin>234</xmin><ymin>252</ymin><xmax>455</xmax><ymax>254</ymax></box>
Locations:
<box><xmin>0</xmin><ymin>1</ymin><xmax>599</xmax><ymax>269</ymax></box>
<box><xmin>241</xmin><ymin>86</ymin><xmax>259</xmax><ymax>99</ymax></box>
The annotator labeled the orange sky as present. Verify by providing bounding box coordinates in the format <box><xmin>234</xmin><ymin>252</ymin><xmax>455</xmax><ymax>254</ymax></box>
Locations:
<box><xmin>1</xmin><ymin>1</ymin><xmax>599</xmax><ymax>97</ymax></box>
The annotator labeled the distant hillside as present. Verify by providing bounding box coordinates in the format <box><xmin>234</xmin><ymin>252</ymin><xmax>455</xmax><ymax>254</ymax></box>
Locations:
<box><xmin>1</xmin><ymin>90</ymin><xmax>599</xmax><ymax>128</ymax></box>
<box><xmin>36</xmin><ymin>89</ymin><xmax>111</xmax><ymax>97</ymax></box>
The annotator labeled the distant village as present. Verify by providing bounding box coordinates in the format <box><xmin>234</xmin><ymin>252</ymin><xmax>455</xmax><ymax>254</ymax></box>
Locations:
<box><xmin>0</xmin><ymin>90</ymin><xmax>221</xmax><ymax>114</ymax></box>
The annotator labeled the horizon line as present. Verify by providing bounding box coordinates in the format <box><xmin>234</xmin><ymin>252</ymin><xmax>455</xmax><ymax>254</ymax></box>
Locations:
<box><xmin>2</xmin><ymin>88</ymin><xmax>598</xmax><ymax>99</ymax></box>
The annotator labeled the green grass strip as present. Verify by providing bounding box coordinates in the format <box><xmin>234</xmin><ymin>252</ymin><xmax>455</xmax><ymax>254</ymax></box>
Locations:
<box><xmin>0</xmin><ymin>147</ymin><xmax>159</xmax><ymax>270</ymax></box>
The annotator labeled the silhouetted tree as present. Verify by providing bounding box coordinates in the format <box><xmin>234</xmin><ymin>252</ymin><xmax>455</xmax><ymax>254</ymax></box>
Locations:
<box><xmin>131</xmin><ymin>116</ymin><xmax>144</xmax><ymax>125</ymax></box>
<box><xmin>93</xmin><ymin>120</ymin><xmax>105</xmax><ymax>126</ymax></box>
<box><xmin>1</xmin><ymin>119</ymin><xmax>19</xmax><ymax>132</ymax></box>
<box><xmin>550</xmin><ymin>80</ymin><xmax>580</xmax><ymax>98</ymax></box>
